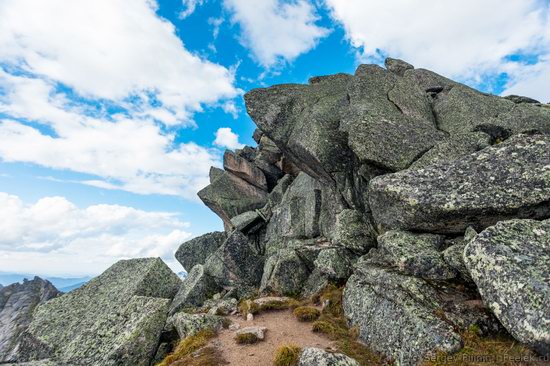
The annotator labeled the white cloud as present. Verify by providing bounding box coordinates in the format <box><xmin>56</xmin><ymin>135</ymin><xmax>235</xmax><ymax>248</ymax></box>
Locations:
<box><xmin>503</xmin><ymin>56</ymin><xmax>550</xmax><ymax>102</ymax></box>
<box><xmin>0</xmin><ymin>0</ymin><xmax>238</xmax><ymax>125</ymax></box>
<box><xmin>0</xmin><ymin>72</ymin><xmax>221</xmax><ymax>198</ymax></box>
<box><xmin>214</xmin><ymin>127</ymin><xmax>244</xmax><ymax>150</ymax></box>
<box><xmin>0</xmin><ymin>192</ymin><xmax>191</xmax><ymax>276</ymax></box>
<box><xmin>325</xmin><ymin>0</ymin><xmax>550</xmax><ymax>82</ymax></box>
<box><xmin>224</xmin><ymin>0</ymin><xmax>329</xmax><ymax>66</ymax></box>
<box><xmin>0</xmin><ymin>0</ymin><xmax>241</xmax><ymax>198</ymax></box>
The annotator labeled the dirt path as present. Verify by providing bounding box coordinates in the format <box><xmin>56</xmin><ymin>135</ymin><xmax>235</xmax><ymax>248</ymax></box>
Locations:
<box><xmin>209</xmin><ymin>309</ymin><xmax>335</xmax><ymax>366</ymax></box>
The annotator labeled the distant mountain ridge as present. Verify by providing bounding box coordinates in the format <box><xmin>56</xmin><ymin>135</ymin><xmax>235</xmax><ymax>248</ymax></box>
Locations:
<box><xmin>0</xmin><ymin>272</ymin><xmax>92</xmax><ymax>291</ymax></box>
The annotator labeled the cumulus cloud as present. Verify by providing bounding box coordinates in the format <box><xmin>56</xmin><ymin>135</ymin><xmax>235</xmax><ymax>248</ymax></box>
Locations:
<box><xmin>325</xmin><ymin>0</ymin><xmax>550</xmax><ymax>83</ymax></box>
<box><xmin>213</xmin><ymin>127</ymin><xmax>244</xmax><ymax>150</ymax></box>
<box><xmin>0</xmin><ymin>72</ymin><xmax>220</xmax><ymax>198</ymax></box>
<box><xmin>0</xmin><ymin>0</ymin><xmax>238</xmax><ymax>125</ymax></box>
<box><xmin>0</xmin><ymin>192</ymin><xmax>191</xmax><ymax>275</ymax></box>
<box><xmin>503</xmin><ymin>57</ymin><xmax>550</xmax><ymax>103</ymax></box>
<box><xmin>224</xmin><ymin>0</ymin><xmax>329</xmax><ymax>66</ymax></box>
<box><xmin>0</xmin><ymin>0</ymin><xmax>240</xmax><ymax>197</ymax></box>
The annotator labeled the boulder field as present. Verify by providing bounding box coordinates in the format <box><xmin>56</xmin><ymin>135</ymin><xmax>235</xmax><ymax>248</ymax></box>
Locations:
<box><xmin>3</xmin><ymin>58</ymin><xmax>550</xmax><ymax>365</ymax></box>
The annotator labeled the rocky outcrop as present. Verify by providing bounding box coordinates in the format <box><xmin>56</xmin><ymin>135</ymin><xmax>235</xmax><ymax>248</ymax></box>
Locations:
<box><xmin>17</xmin><ymin>258</ymin><xmax>181</xmax><ymax>366</ymax></box>
<box><xmin>298</xmin><ymin>347</ymin><xmax>360</xmax><ymax>366</ymax></box>
<box><xmin>0</xmin><ymin>278</ymin><xmax>60</xmax><ymax>363</ymax></box>
<box><xmin>190</xmin><ymin>58</ymin><xmax>550</xmax><ymax>362</ymax></box>
<box><xmin>464</xmin><ymin>219</ymin><xmax>550</xmax><ymax>356</ymax></box>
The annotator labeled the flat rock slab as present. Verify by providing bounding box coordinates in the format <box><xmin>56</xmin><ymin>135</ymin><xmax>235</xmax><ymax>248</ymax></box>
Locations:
<box><xmin>18</xmin><ymin>258</ymin><xmax>181</xmax><ymax>366</ymax></box>
<box><xmin>464</xmin><ymin>219</ymin><xmax>550</xmax><ymax>356</ymax></box>
<box><xmin>169</xmin><ymin>264</ymin><xmax>220</xmax><ymax>314</ymax></box>
<box><xmin>298</xmin><ymin>347</ymin><xmax>360</xmax><ymax>366</ymax></box>
<box><xmin>369</xmin><ymin>134</ymin><xmax>550</xmax><ymax>234</ymax></box>
<box><xmin>236</xmin><ymin>326</ymin><xmax>267</xmax><ymax>340</ymax></box>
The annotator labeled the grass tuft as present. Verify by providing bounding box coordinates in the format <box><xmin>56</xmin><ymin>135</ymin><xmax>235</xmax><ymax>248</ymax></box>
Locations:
<box><xmin>156</xmin><ymin>329</ymin><xmax>218</xmax><ymax>366</ymax></box>
<box><xmin>273</xmin><ymin>344</ymin><xmax>302</xmax><ymax>366</ymax></box>
<box><xmin>293</xmin><ymin>306</ymin><xmax>321</xmax><ymax>322</ymax></box>
<box><xmin>238</xmin><ymin>298</ymin><xmax>303</xmax><ymax>317</ymax></box>
<box><xmin>422</xmin><ymin>326</ymin><xmax>544</xmax><ymax>366</ymax></box>
<box><xmin>235</xmin><ymin>332</ymin><xmax>260</xmax><ymax>344</ymax></box>
<box><xmin>311</xmin><ymin>285</ymin><xmax>387</xmax><ymax>366</ymax></box>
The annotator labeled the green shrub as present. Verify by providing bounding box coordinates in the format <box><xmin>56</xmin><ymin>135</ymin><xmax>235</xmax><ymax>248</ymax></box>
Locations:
<box><xmin>293</xmin><ymin>306</ymin><xmax>321</xmax><ymax>322</ymax></box>
<box><xmin>273</xmin><ymin>344</ymin><xmax>302</xmax><ymax>366</ymax></box>
<box><xmin>234</xmin><ymin>332</ymin><xmax>260</xmax><ymax>344</ymax></box>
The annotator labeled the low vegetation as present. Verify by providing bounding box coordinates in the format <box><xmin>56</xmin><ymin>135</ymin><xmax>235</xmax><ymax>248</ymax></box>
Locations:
<box><xmin>423</xmin><ymin>325</ymin><xmax>545</xmax><ymax>366</ymax></box>
<box><xmin>156</xmin><ymin>329</ymin><xmax>225</xmax><ymax>366</ymax></box>
<box><xmin>273</xmin><ymin>344</ymin><xmax>302</xmax><ymax>366</ymax></box>
<box><xmin>238</xmin><ymin>297</ymin><xmax>302</xmax><ymax>317</ymax></box>
<box><xmin>311</xmin><ymin>285</ymin><xmax>388</xmax><ymax>366</ymax></box>
<box><xmin>234</xmin><ymin>332</ymin><xmax>260</xmax><ymax>344</ymax></box>
<box><xmin>293</xmin><ymin>306</ymin><xmax>321</xmax><ymax>322</ymax></box>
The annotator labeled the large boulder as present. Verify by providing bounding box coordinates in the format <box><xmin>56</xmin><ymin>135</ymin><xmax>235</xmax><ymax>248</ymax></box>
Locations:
<box><xmin>343</xmin><ymin>258</ymin><xmax>492</xmax><ymax>365</ymax></box>
<box><xmin>0</xmin><ymin>277</ymin><xmax>60</xmax><ymax>363</ymax></box>
<box><xmin>175</xmin><ymin>231</ymin><xmax>226</xmax><ymax>271</ymax></box>
<box><xmin>260</xmin><ymin>249</ymin><xmax>310</xmax><ymax>296</ymax></box>
<box><xmin>298</xmin><ymin>347</ymin><xmax>359</xmax><ymax>366</ymax></box>
<box><xmin>464</xmin><ymin>219</ymin><xmax>550</xmax><ymax>355</ymax></box>
<box><xmin>17</xmin><ymin>258</ymin><xmax>181</xmax><ymax>366</ymax></box>
<box><xmin>369</xmin><ymin>134</ymin><xmax>550</xmax><ymax>234</ymax></box>
<box><xmin>169</xmin><ymin>264</ymin><xmax>220</xmax><ymax>314</ymax></box>
<box><xmin>165</xmin><ymin>312</ymin><xmax>225</xmax><ymax>339</ymax></box>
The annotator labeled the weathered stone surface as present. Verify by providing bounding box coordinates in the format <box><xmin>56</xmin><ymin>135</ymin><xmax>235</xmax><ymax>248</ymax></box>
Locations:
<box><xmin>464</xmin><ymin>219</ymin><xmax>550</xmax><ymax>355</ymax></box>
<box><xmin>204</xmin><ymin>231</ymin><xmax>265</xmax><ymax>294</ymax></box>
<box><xmin>265</xmin><ymin>172</ymin><xmax>340</xmax><ymax>241</ymax></box>
<box><xmin>313</xmin><ymin>248</ymin><xmax>357</xmax><ymax>280</ymax></box>
<box><xmin>409</xmin><ymin>131</ymin><xmax>492</xmax><ymax>170</ymax></box>
<box><xmin>260</xmin><ymin>249</ymin><xmax>310</xmax><ymax>296</ymax></box>
<box><xmin>169</xmin><ymin>264</ymin><xmax>220</xmax><ymax>314</ymax></box>
<box><xmin>343</xmin><ymin>260</ymin><xmax>464</xmax><ymax>365</ymax></box>
<box><xmin>198</xmin><ymin>170</ymin><xmax>267</xmax><ymax>226</ymax></box>
<box><xmin>224</xmin><ymin>150</ymin><xmax>268</xmax><ymax>191</ymax></box>
<box><xmin>298</xmin><ymin>347</ymin><xmax>359</xmax><ymax>366</ymax></box>
<box><xmin>204</xmin><ymin>297</ymin><xmax>238</xmax><ymax>316</ymax></box>
<box><xmin>18</xmin><ymin>258</ymin><xmax>180</xmax><ymax>366</ymax></box>
<box><xmin>175</xmin><ymin>231</ymin><xmax>226</xmax><ymax>271</ymax></box>
<box><xmin>442</xmin><ymin>240</ymin><xmax>472</xmax><ymax>282</ymax></box>
<box><xmin>166</xmin><ymin>312</ymin><xmax>225</xmax><ymax>339</ymax></box>
<box><xmin>385</xmin><ymin>57</ymin><xmax>414</xmax><ymax>77</ymax></box>
<box><xmin>343</xmin><ymin>64</ymin><xmax>445</xmax><ymax>172</ymax></box>
<box><xmin>432</xmin><ymin>84</ymin><xmax>550</xmax><ymax>136</ymax></box>
<box><xmin>230</xmin><ymin>210</ymin><xmax>264</xmax><ymax>233</ymax></box>
<box><xmin>333</xmin><ymin>209</ymin><xmax>376</xmax><ymax>253</ymax></box>
<box><xmin>369</xmin><ymin>134</ymin><xmax>550</xmax><ymax>234</ymax></box>
<box><xmin>504</xmin><ymin>94</ymin><xmax>541</xmax><ymax>104</ymax></box>
<box><xmin>371</xmin><ymin>230</ymin><xmax>456</xmax><ymax>280</ymax></box>
<box><xmin>0</xmin><ymin>278</ymin><xmax>60</xmax><ymax>363</ymax></box>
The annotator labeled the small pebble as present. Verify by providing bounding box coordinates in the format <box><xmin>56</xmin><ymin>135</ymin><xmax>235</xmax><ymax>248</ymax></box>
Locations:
<box><xmin>246</xmin><ymin>313</ymin><xmax>254</xmax><ymax>322</ymax></box>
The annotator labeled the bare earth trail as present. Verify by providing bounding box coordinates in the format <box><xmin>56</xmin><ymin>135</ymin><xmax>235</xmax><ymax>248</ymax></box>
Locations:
<box><xmin>210</xmin><ymin>309</ymin><xmax>335</xmax><ymax>366</ymax></box>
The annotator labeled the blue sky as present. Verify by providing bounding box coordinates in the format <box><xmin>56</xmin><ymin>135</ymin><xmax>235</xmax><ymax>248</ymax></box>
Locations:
<box><xmin>1</xmin><ymin>0</ymin><xmax>549</xmax><ymax>277</ymax></box>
